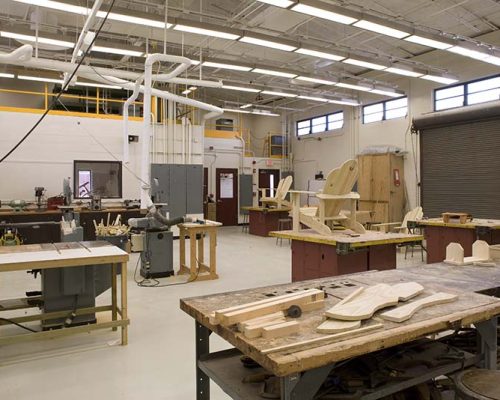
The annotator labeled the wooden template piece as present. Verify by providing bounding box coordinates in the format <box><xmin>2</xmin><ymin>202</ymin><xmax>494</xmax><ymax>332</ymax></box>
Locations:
<box><xmin>325</xmin><ymin>282</ymin><xmax>423</xmax><ymax>321</ymax></box>
<box><xmin>217</xmin><ymin>289</ymin><xmax>325</xmax><ymax>326</ymax></box>
<box><xmin>238</xmin><ymin>312</ymin><xmax>285</xmax><ymax>331</ymax></box>
<box><xmin>262</xmin><ymin>321</ymin><xmax>299</xmax><ymax>339</ymax></box>
<box><xmin>444</xmin><ymin>243</ymin><xmax>465</xmax><ymax>265</ymax></box>
<box><xmin>472</xmin><ymin>240</ymin><xmax>490</xmax><ymax>261</ymax></box>
<box><xmin>380</xmin><ymin>293</ymin><xmax>458</xmax><ymax>323</ymax></box>
<box><xmin>316</xmin><ymin>319</ymin><xmax>361</xmax><ymax>334</ymax></box>
<box><xmin>262</xmin><ymin>323</ymin><xmax>384</xmax><ymax>355</ymax></box>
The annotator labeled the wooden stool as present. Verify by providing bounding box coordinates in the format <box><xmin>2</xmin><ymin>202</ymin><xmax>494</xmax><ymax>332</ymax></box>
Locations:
<box><xmin>454</xmin><ymin>369</ymin><xmax>500</xmax><ymax>400</ymax></box>
<box><xmin>276</xmin><ymin>218</ymin><xmax>292</xmax><ymax>246</ymax></box>
<box><xmin>178</xmin><ymin>221</ymin><xmax>221</xmax><ymax>281</ymax></box>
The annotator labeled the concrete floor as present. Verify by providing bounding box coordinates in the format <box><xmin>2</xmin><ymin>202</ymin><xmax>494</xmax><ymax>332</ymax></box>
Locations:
<box><xmin>0</xmin><ymin>227</ymin><xmax>424</xmax><ymax>400</ymax></box>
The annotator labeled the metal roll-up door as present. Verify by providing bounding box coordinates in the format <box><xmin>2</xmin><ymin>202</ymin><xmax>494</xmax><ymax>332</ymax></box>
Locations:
<box><xmin>414</xmin><ymin>104</ymin><xmax>500</xmax><ymax>219</ymax></box>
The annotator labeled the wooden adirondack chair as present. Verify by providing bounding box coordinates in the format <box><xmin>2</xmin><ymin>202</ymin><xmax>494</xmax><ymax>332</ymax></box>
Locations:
<box><xmin>290</xmin><ymin>160</ymin><xmax>366</xmax><ymax>235</ymax></box>
<box><xmin>260</xmin><ymin>175</ymin><xmax>293</xmax><ymax>209</ymax></box>
<box><xmin>372</xmin><ymin>206</ymin><xmax>423</xmax><ymax>233</ymax></box>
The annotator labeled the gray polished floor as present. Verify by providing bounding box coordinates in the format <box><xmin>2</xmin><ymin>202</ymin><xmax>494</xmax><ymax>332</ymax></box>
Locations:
<box><xmin>0</xmin><ymin>226</ymin><xmax>424</xmax><ymax>400</ymax></box>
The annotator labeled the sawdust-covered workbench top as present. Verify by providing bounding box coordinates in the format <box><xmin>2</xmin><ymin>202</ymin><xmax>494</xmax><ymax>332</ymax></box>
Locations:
<box><xmin>181</xmin><ymin>269</ymin><xmax>500</xmax><ymax>376</ymax></box>
<box><xmin>269</xmin><ymin>229</ymin><xmax>423</xmax><ymax>247</ymax></box>
<box><xmin>418</xmin><ymin>218</ymin><xmax>500</xmax><ymax>229</ymax></box>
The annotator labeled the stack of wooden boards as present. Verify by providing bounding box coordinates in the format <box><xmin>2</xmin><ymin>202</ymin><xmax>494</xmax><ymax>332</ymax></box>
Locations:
<box><xmin>210</xmin><ymin>289</ymin><xmax>325</xmax><ymax>339</ymax></box>
<box><xmin>317</xmin><ymin>282</ymin><xmax>458</xmax><ymax>334</ymax></box>
<box><xmin>93</xmin><ymin>213</ymin><xmax>130</xmax><ymax>237</ymax></box>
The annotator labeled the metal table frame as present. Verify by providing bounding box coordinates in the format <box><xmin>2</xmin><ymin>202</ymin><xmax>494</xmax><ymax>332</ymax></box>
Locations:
<box><xmin>193</xmin><ymin>317</ymin><xmax>498</xmax><ymax>400</ymax></box>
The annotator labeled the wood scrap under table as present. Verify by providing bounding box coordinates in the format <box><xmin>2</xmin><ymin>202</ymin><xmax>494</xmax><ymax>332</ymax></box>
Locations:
<box><xmin>181</xmin><ymin>268</ymin><xmax>500</xmax><ymax>400</ymax></box>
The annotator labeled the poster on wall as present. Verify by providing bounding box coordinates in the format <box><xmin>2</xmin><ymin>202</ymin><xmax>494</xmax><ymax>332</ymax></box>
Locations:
<box><xmin>220</xmin><ymin>173</ymin><xmax>234</xmax><ymax>199</ymax></box>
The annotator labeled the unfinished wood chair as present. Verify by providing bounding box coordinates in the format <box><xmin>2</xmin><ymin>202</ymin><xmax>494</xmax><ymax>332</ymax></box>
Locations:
<box><xmin>290</xmin><ymin>159</ymin><xmax>366</xmax><ymax>235</ymax></box>
<box><xmin>372</xmin><ymin>206</ymin><xmax>423</xmax><ymax>234</ymax></box>
<box><xmin>260</xmin><ymin>175</ymin><xmax>293</xmax><ymax>209</ymax></box>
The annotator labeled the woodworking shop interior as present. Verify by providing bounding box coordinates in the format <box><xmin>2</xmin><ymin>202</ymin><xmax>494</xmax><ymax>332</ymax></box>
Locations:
<box><xmin>2</xmin><ymin>0</ymin><xmax>500</xmax><ymax>399</ymax></box>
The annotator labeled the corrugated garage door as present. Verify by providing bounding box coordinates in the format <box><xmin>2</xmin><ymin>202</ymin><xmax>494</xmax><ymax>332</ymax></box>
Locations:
<box><xmin>414</xmin><ymin>103</ymin><xmax>500</xmax><ymax>219</ymax></box>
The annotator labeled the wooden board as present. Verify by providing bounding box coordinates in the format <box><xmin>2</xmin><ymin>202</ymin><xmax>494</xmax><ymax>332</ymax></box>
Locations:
<box><xmin>316</xmin><ymin>319</ymin><xmax>361</xmax><ymax>333</ymax></box>
<box><xmin>380</xmin><ymin>293</ymin><xmax>458</xmax><ymax>323</ymax></box>
<box><xmin>262</xmin><ymin>321</ymin><xmax>299</xmax><ymax>339</ymax></box>
<box><xmin>418</xmin><ymin>218</ymin><xmax>500</xmax><ymax>230</ymax></box>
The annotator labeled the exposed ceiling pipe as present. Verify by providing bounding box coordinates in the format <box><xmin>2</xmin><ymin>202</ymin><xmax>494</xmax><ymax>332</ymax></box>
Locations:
<box><xmin>0</xmin><ymin>44</ymin><xmax>33</xmax><ymax>63</ymax></box>
<box><xmin>122</xmin><ymin>76</ymin><xmax>143</xmax><ymax>164</ymax></box>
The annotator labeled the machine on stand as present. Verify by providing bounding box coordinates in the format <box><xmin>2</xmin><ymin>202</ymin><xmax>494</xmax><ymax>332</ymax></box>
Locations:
<box><xmin>129</xmin><ymin>206</ymin><xmax>191</xmax><ymax>279</ymax></box>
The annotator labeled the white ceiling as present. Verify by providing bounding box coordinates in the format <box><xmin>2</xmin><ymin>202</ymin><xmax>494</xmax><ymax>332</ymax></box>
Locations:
<box><xmin>1</xmin><ymin>0</ymin><xmax>500</xmax><ymax>111</ymax></box>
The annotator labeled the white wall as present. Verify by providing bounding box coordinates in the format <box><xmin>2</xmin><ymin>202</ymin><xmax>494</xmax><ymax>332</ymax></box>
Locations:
<box><xmin>291</xmin><ymin>30</ymin><xmax>500</xmax><ymax>211</ymax></box>
<box><xmin>0</xmin><ymin>111</ymin><xmax>203</xmax><ymax>203</ymax></box>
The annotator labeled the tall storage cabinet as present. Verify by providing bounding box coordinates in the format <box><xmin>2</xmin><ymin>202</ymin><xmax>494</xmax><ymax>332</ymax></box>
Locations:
<box><xmin>357</xmin><ymin>153</ymin><xmax>405</xmax><ymax>223</ymax></box>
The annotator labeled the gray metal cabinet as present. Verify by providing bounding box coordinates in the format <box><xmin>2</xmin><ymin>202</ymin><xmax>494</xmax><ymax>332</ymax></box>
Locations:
<box><xmin>151</xmin><ymin>164</ymin><xmax>203</xmax><ymax>217</ymax></box>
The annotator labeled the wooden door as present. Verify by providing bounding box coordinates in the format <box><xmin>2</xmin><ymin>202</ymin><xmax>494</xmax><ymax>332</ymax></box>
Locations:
<box><xmin>216</xmin><ymin>168</ymin><xmax>238</xmax><ymax>226</ymax></box>
<box><xmin>258</xmin><ymin>169</ymin><xmax>280</xmax><ymax>203</ymax></box>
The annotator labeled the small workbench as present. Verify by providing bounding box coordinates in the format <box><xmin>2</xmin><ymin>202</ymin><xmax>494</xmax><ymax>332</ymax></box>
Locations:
<box><xmin>242</xmin><ymin>207</ymin><xmax>291</xmax><ymax>237</ymax></box>
<box><xmin>181</xmin><ymin>267</ymin><xmax>500</xmax><ymax>400</ymax></box>
<box><xmin>269</xmin><ymin>229</ymin><xmax>423</xmax><ymax>281</ymax></box>
<box><xmin>417</xmin><ymin>218</ymin><xmax>500</xmax><ymax>263</ymax></box>
<box><xmin>178</xmin><ymin>221</ymin><xmax>222</xmax><ymax>281</ymax></box>
<box><xmin>0</xmin><ymin>241</ymin><xmax>129</xmax><ymax>347</ymax></box>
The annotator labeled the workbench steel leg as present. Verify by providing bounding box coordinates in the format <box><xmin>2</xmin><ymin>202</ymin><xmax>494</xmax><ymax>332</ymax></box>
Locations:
<box><xmin>196</xmin><ymin>322</ymin><xmax>211</xmax><ymax>400</ymax></box>
<box><xmin>476</xmin><ymin>317</ymin><xmax>497</xmax><ymax>369</ymax></box>
<box><xmin>111</xmin><ymin>263</ymin><xmax>117</xmax><ymax>331</ymax></box>
<box><xmin>280</xmin><ymin>364</ymin><xmax>334</xmax><ymax>400</ymax></box>
<box><xmin>120</xmin><ymin>261</ymin><xmax>128</xmax><ymax>345</ymax></box>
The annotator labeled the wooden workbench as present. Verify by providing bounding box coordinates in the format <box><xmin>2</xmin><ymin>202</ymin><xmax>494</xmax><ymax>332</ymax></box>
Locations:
<box><xmin>181</xmin><ymin>268</ymin><xmax>500</xmax><ymax>400</ymax></box>
<box><xmin>417</xmin><ymin>218</ymin><xmax>500</xmax><ymax>263</ymax></box>
<box><xmin>269</xmin><ymin>229</ymin><xmax>423</xmax><ymax>281</ymax></box>
<box><xmin>242</xmin><ymin>207</ymin><xmax>291</xmax><ymax>237</ymax></box>
<box><xmin>0</xmin><ymin>241</ymin><xmax>129</xmax><ymax>347</ymax></box>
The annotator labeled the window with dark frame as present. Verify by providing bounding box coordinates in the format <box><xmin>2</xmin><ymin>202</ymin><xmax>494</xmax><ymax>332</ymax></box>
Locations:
<box><xmin>434</xmin><ymin>74</ymin><xmax>500</xmax><ymax>112</ymax></box>
<box><xmin>362</xmin><ymin>97</ymin><xmax>408</xmax><ymax>124</ymax></box>
<box><xmin>74</xmin><ymin>160</ymin><xmax>123</xmax><ymax>199</ymax></box>
<box><xmin>296</xmin><ymin>111</ymin><xmax>344</xmax><ymax>136</ymax></box>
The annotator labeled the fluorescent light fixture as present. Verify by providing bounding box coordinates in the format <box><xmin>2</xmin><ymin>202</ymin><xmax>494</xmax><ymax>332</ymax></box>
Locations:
<box><xmin>353</xmin><ymin>20</ymin><xmax>410</xmax><ymax>39</ymax></box>
<box><xmin>239</xmin><ymin>36</ymin><xmax>297</xmax><ymax>52</ymax></box>
<box><xmin>328</xmin><ymin>99</ymin><xmax>360</xmax><ymax>106</ymax></box>
<box><xmin>13</xmin><ymin>1</ymin><xmax>171</xmax><ymax>28</ymax></box>
<box><xmin>0</xmin><ymin>31</ymin><xmax>74</xmax><ymax>48</ymax></box>
<box><xmin>223</xmin><ymin>108</ymin><xmax>252</xmax><ymax>114</ymax></box>
<box><xmin>447</xmin><ymin>45</ymin><xmax>491</xmax><ymax>61</ymax></box>
<box><xmin>421</xmin><ymin>74</ymin><xmax>458</xmax><ymax>84</ymax></box>
<box><xmin>343</xmin><ymin>58</ymin><xmax>386</xmax><ymax>70</ymax></box>
<box><xmin>404</xmin><ymin>35</ymin><xmax>452</xmax><ymax>50</ymax></box>
<box><xmin>295</xmin><ymin>48</ymin><xmax>345</xmax><ymax>61</ymax></box>
<box><xmin>189</xmin><ymin>86</ymin><xmax>198</xmax><ymax>91</ymax></box>
<box><xmin>92</xmin><ymin>45</ymin><xmax>143</xmax><ymax>57</ymax></box>
<box><xmin>298</xmin><ymin>95</ymin><xmax>329</xmax><ymax>102</ymax></box>
<box><xmin>13</xmin><ymin>0</ymin><xmax>89</xmax><ymax>15</ymax></box>
<box><xmin>75</xmin><ymin>81</ymin><xmax>122</xmax><ymax>89</ymax></box>
<box><xmin>174</xmin><ymin>25</ymin><xmax>240</xmax><ymax>40</ymax></box>
<box><xmin>18</xmin><ymin>75</ymin><xmax>64</xmax><ymax>84</ymax></box>
<box><xmin>336</xmin><ymin>82</ymin><xmax>373</xmax><ymax>92</ymax></box>
<box><xmin>256</xmin><ymin>0</ymin><xmax>294</xmax><ymax>7</ymax></box>
<box><xmin>252</xmin><ymin>68</ymin><xmax>297</xmax><ymax>78</ymax></box>
<box><xmin>97</xmin><ymin>11</ymin><xmax>170</xmax><ymax>29</ymax></box>
<box><xmin>252</xmin><ymin>110</ymin><xmax>280</xmax><ymax>117</ymax></box>
<box><xmin>296</xmin><ymin>76</ymin><xmax>337</xmax><ymax>85</ymax></box>
<box><xmin>0</xmin><ymin>73</ymin><xmax>15</xmax><ymax>78</ymax></box>
<box><xmin>385</xmin><ymin>67</ymin><xmax>423</xmax><ymax>77</ymax></box>
<box><xmin>240</xmin><ymin>104</ymin><xmax>253</xmax><ymax>109</ymax></box>
<box><xmin>261</xmin><ymin>90</ymin><xmax>298</xmax><ymax>98</ymax></box>
<box><xmin>291</xmin><ymin>3</ymin><xmax>357</xmax><ymax>25</ymax></box>
<box><xmin>189</xmin><ymin>59</ymin><xmax>201</xmax><ymax>66</ymax></box>
<box><xmin>370</xmin><ymin>89</ymin><xmax>402</xmax><ymax>97</ymax></box>
<box><xmin>203</xmin><ymin>62</ymin><xmax>252</xmax><ymax>71</ymax></box>
<box><xmin>222</xmin><ymin>85</ymin><xmax>261</xmax><ymax>93</ymax></box>
<box><xmin>182</xmin><ymin>89</ymin><xmax>191</xmax><ymax>95</ymax></box>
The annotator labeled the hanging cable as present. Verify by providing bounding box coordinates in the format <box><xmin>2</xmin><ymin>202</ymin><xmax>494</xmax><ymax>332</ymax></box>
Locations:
<box><xmin>0</xmin><ymin>0</ymin><xmax>117</xmax><ymax>164</ymax></box>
